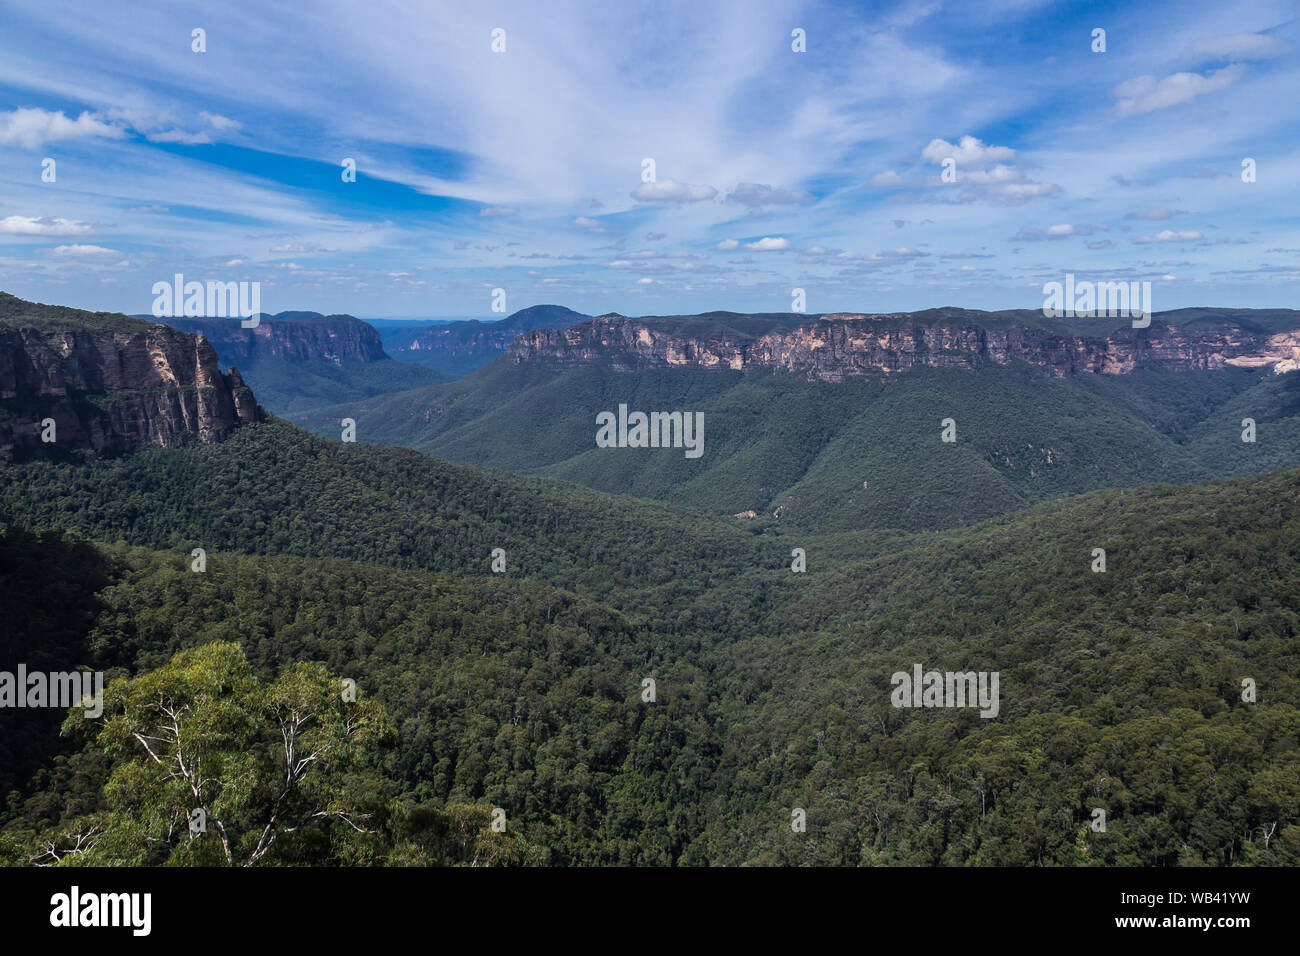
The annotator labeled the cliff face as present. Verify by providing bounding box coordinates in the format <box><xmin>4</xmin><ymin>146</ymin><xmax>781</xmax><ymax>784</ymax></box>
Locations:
<box><xmin>389</xmin><ymin>305</ymin><xmax>591</xmax><ymax>376</ymax></box>
<box><xmin>0</xmin><ymin>324</ymin><xmax>261</xmax><ymax>460</ymax></box>
<box><xmin>166</xmin><ymin>314</ymin><xmax>387</xmax><ymax>365</ymax></box>
<box><xmin>510</xmin><ymin>314</ymin><xmax>1300</xmax><ymax>380</ymax></box>
<box><xmin>403</xmin><ymin>325</ymin><xmax>522</xmax><ymax>360</ymax></box>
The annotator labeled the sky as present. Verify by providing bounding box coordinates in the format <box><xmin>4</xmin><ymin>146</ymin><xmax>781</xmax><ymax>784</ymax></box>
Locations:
<box><xmin>0</xmin><ymin>0</ymin><xmax>1297</xmax><ymax>318</ymax></box>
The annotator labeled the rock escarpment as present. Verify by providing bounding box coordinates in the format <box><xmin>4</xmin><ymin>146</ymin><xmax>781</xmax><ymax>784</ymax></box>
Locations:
<box><xmin>165</xmin><ymin>313</ymin><xmax>388</xmax><ymax>365</ymax></box>
<box><xmin>0</xmin><ymin>319</ymin><xmax>262</xmax><ymax>460</ymax></box>
<box><xmin>510</xmin><ymin>312</ymin><xmax>1300</xmax><ymax>380</ymax></box>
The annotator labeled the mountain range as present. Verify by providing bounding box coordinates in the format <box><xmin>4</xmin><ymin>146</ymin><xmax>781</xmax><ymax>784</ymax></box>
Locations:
<box><xmin>2</xmin><ymin>290</ymin><xmax>1297</xmax><ymax>868</ymax></box>
<box><xmin>293</xmin><ymin>305</ymin><xmax>1300</xmax><ymax>532</ymax></box>
<box><xmin>379</xmin><ymin>304</ymin><xmax>590</xmax><ymax>376</ymax></box>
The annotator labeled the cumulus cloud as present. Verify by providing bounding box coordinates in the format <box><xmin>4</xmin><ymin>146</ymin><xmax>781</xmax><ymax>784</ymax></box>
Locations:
<box><xmin>573</xmin><ymin>216</ymin><xmax>612</xmax><ymax>234</ymax></box>
<box><xmin>921</xmin><ymin>135</ymin><xmax>1016</xmax><ymax>169</ymax></box>
<box><xmin>0</xmin><ymin>107</ymin><xmax>243</xmax><ymax>148</ymax></box>
<box><xmin>1014</xmin><ymin>223</ymin><xmax>1108</xmax><ymax>241</ymax></box>
<box><xmin>745</xmin><ymin>237</ymin><xmax>791</xmax><ymax>251</ymax></box>
<box><xmin>1133</xmin><ymin>229</ymin><xmax>1203</xmax><ymax>244</ymax></box>
<box><xmin>100</xmin><ymin>108</ymin><xmax>242</xmax><ymax>144</ymax></box>
<box><xmin>716</xmin><ymin>238</ymin><xmax>739</xmax><ymax>250</ymax></box>
<box><xmin>0</xmin><ymin>215</ymin><xmax>93</xmax><ymax>236</ymax></box>
<box><xmin>1114</xmin><ymin>66</ymin><xmax>1243</xmax><ymax>115</ymax></box>
<box><xmin>630</xmin><ymin>180</ymin><xmax>718</xmax><ymax>203</ymax></box>
<box><xmin>0</xmin><ymin>108</ymin><xmax>125</xmax><ymax>149</ymax></box>
<box><xmin>878</xmin><ymin>135</ymin><xmax>1056</xmax><ymax>204</ymax></box>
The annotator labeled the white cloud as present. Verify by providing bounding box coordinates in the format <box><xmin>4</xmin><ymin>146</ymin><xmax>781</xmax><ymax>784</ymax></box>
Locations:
<box><xmin>921</xmin><ymin>135</ymin><xmax>1016</xmax><ymax>169</ymax></box>
<box><xmin>0</xmin><ymin>215</ymin><xmax>93</xmax><ymax>236</ymax></box>
<box><xmin>1133</xmin><ymin>229</ymin><xmax>1203</xmax><ymax>244</ymax></box>
<box><xmin>478</xmin><ymin>206</ymin><xmax>517</xmax><ymax>217</ymax></box>
<box><xmin>1015</xmin><ymin>223</ymin><xmax>1108</xmax><ymax>240</ymax></box>
<box><xmin>0</xmin><ymin>107</ymin><xmax>124</xmax><ymax>148</ymax></box>
<box><xmin>573</xmin><ymin>216</ymin><xmax>612</xmax><ymax>235</ymax></box>
<box><xmin>103</xmin><ymin>108</ymin><xmax>241</xmax><ymax>144</ymax></box>
<box><xmin>869</xmin><ymin>170</ymin><xmax>909</xmax><ymax>187</ymax></box>
<box><xmin>716</xmin><ymin>238</ymin><xmax>739</xmax><ymax>250</ymax></box>
<box><xmin>991</xmin><ymin>181</ymin><xmax>1058</xmax><ymax>201</ymax></box>
<box><xmin>630</xmin><ymin>180</ymin><xmax>718</xmax><ymax>203</ymax></box>
<box><xmin>270</xmin><ymin>242</ymin><xmax>322</xmax><ymax>253</ymax></box>
<box><xmin>960</xmin><ymin>164</ymin><xmax>1021</xmax><ymax>184</ymax></box>
<box><xmin>198</xmin><ymin>111</ymin><xmax>242</xmax><ymax>131</ymax></box>
<box><xmin>50</xmin><ymin>243</ymin><xmax>117</xmax><ymax>256</ymax></box>
<box><xmin>745</xmin><ymin>237</ymin><xmax>791</xmax><ymax>251</ymax></box>
<box><xmin>1114</xmin><ymin>66</ymin><xmax>1243</xmax><ymax>116</ymax></box>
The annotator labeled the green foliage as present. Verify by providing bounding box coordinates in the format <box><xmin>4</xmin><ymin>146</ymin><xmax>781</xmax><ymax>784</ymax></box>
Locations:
<box><xmin>0</xmin><ymin>418</ymin><xmax>761</xmax><ymax>596</ymax></box>
<box><xmin>3</xmin><ymin>462</ymin><xmax>1299</xmax><ymax>866</ymax></box>
<box><xmin>0</xmin><ymin>291</ymin><xmax>149</xmax><ymax>335</ymax></box>
<box><xmin>230</xmin><ymin>357</ymin><xmax>447</xmax><ymax>414</ymax></box>
<box><xmin>291</xmin><ymin>359</ymin><xmax>1300</xmax><ymax>532</ymax></box>
<box><xmin>57</xmin><ymin>641</ymin><xmax>393</xmax><ymax>866</ymax></box>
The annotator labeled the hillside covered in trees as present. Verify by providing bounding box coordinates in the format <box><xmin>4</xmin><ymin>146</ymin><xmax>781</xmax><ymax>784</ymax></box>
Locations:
<box><xmin>3</xmin><ymin>450</ymin><xmax>1298</xmax><ymax>865</ymax></box>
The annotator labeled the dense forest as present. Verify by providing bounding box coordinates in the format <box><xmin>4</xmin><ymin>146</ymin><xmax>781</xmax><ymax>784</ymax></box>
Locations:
<box><xmin>4</xmin><ymin>445</ymin><xmax>1298</xmax><ymax>865</ymax></box>
<box><xmin>291</xmin><ymin>357</ymin><xmax>1300</xmax><ymax>532</ymax></box>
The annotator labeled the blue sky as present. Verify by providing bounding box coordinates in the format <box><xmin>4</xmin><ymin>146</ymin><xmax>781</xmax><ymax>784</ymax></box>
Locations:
<box><xmin>0</xmin><ymin>0</ymin><xmax>1297</xmax><ymax>317</ymax></box>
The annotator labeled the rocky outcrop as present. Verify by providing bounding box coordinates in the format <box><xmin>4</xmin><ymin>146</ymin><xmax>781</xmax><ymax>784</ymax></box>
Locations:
<box><xmin>165</xmin><ymin>313</ymin><xmax>387</xmax><ymax>365</ymax></box>
<box><xmin>0</xmin><ymin>324</ymin><xmax>262</xmax><ymax>460</ymax></box>
<box><xmin>510</xmin><ymin>313</ymin><xmax>1300</xmax><ymax>380</ymax></box>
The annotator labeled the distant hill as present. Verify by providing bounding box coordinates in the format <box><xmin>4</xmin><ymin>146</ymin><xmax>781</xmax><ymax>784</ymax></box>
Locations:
<box><xmin>384</xmin><ymin>304</ymin><xmax>590</xmax><ymax>377</ymax></box>
<box><xmin>291</xmin><ymin>306</ymin><xmax>1300</xmax><ymax>532</ymax></box>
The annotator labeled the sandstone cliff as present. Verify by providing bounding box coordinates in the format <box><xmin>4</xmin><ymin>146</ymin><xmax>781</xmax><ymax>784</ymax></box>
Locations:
<box><xmin>509</xmin><ymin>312</ymin><xmax>1300</xmax><ymax>380</ymax></box>
<box><xmin>0</xmin><ymin>318</ymin><xmax>262</xmax><ymax>460</ymax></box>
<box><xmin>165</xmin><ymin>313</ymin><xmax>387</xmax><ymax>365</ymax></box>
